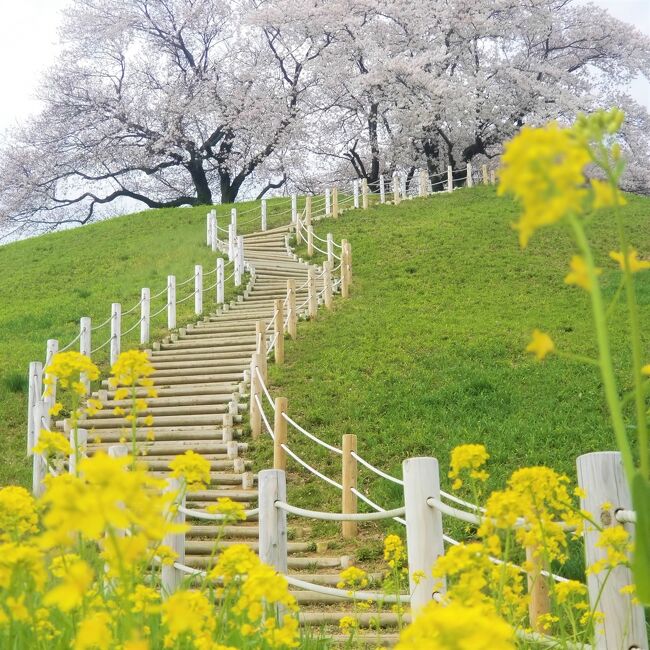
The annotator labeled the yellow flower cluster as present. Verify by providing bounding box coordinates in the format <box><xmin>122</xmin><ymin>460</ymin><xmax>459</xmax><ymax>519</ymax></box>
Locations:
<box><xmin>206</xmin><ymin>497</ymin><xmax>246</xmax><ymax>522</ymax></box>
<box><xmin>0</xmin><ymin>486</ymin><xmax>38</xmax><ymax>542</ymax></box>
<box><xmin>526</xmin><ymin>329</ymin><xmax>554</xmax><ymax>361</ymax></box>
<box><xmin>565</xmin><ymin>255</ymin><xmax>601</xmax><ymax>292</ymax></box>
<box><xmin>337</xmin><ymin>566</ymin><xmax>369</xmax><ymax>591</ymax></box>
<box><xmin>448</xmin><ymin>443</ymin><xmax>489</xmax><ymax>490</ymax></box>
<box><xmin>109</xmin><ymin>350</ymin><xmax>155</xmax><ymax>389</ymax></box>
<box><xmin>44</xmin><ymin>351</ymin><xmax>100</xmax><ymax>392</ymax></box>
<box><xmin>609</xmin><ymin>249</ymin><xmax>650</xmax><ymax>273</ymax></box>
<box><xmin>589</xmin><ymin>526</ymin><xmax>632</xmax><ymax>575</ymax></box>
<box><xmin>33</xmin><ymin>429</ymin><xmax>72</xmax><ymax>458</ymax></box>
<box><xmin>383</xmin><ymin>534</ymin><xmax>405</xmax><ymax>570</ymax></box>
<box><xmin>395</xmin><ymin>601</ymin><xmax>515</xmax><ymax>649</ymax></box>
<box><xmin>169</xmin><ymin>450</ymin><xmax>211</xmax><ymax>490</ymax></box>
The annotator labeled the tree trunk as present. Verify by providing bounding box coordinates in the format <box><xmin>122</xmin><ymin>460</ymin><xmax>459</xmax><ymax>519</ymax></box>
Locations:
<box><xmin>187</xmin><ymin>157</ymin><xmax>213</xmax><ymax>205</ymax></box>
<box><xmin>367</xmin><ymin>102</ymin><xmax>381</xmax><ymax>191</ymax></box>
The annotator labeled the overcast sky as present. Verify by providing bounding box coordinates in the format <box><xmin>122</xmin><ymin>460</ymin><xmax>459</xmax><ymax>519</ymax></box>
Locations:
<box><xmin>0</xmin><ymin>0</ymin><xmax>648</xmax><ymax>133</ymax></box>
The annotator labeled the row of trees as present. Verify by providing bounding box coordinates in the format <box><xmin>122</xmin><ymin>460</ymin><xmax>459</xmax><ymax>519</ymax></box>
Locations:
<box><xmin>1</xmin><ymin>0</ymin><xmax>649</xmax><ymax>236</ymax></box>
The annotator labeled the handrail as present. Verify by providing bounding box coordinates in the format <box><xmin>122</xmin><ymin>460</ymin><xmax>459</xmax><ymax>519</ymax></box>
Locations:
<box><xmin>275</xmin><ymin>500</ymin><xmax>405</xmax><ymax>521</ymax></box>
<box><xmin>178</xmin><ymin>505</ymin><xmax>259</xmax><ymax>521</ymax></box>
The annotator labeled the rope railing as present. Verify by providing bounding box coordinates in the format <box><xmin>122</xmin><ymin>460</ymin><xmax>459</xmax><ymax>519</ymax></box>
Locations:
<box><xmin>280</xmin><ymin>443</ymin><xmax>343</xmax><ymax>490</ymax></box>
<box><xmin>281</xmin><ymin>412</ymin><xmax>343</xmax><ymax>455</ymax></box>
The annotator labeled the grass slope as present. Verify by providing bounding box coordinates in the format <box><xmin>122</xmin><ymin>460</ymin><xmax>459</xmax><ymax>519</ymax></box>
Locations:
<box><xmin>253</xmin><ymin>187</ymin><xmax>649</xmax><ymax>554</ymax></box>
<box><xmin>0</xmin><ymin>196</ymin><xmax>310</xmax><ymax>486</ymax></box>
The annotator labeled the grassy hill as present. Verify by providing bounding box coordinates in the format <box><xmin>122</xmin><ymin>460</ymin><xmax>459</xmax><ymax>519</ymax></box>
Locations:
<box><xmin>2</xmin><ymin>186</ymin><xmax>649</xmax><ymax>519</ymax></box>
<box><xmin>0</xmin><ymin>196</ymin><xmax>303</xmax><ymax>486</ymax></box>
<box><xmin>252</xmin><ymin>187</ymin><xmax>650</xmax><ymax>534</ymax></box>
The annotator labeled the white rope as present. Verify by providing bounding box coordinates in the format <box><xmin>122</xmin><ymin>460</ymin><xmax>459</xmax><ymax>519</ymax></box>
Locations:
<box><xmin>90</xmin><ymin>336</ymin><xmax>112</xmax><ymax>355</ymax></box>
<box><xmin>275</xmin><ymin>500</ymin><xmax>405</xmax><ymax>522</ymax></box>
<box><xmin>151</xmin><ymin>285</ymin><xmax>168</xmax><ymax>299</ymax></box>
<box><xmin>351</xmin><ymin>452</ymin><xmax>403</xmax><ymax>485</ymax></box>
<box><xmin>176</xmin><ymin>271</ymin><xmax>198</xmax><ymax>287</ymax></box>
<box><xmin>615</xmin><ymin>509</ymin><xmax>636</xmax><ymax>523</ymax></box>
<box><xmin>173</xmin><ymin>561</ymin><xmax>207</xmax><ymax>577</ymax></box>
<box><xmin>312</xmin><ymin>242</ymin><xmax>328</xmax><ymax>256</ymax></box>
<box><xmin>122</xmin><ymin>296</ymin><xmax>144</xmax><ymax>316</ymax></box>
<box><xmin>254</xmin><ymin>394</ymin><xmax>274</xmax><ymax>438</ymax></box>
<box><xmin>283</xmin><ymin>574</ymin><xmax>408</xmax><ymax>604</ymax></box>
<box><xmin>281</xmin><ymin>413</ymin><xmax>342</xmax><ymax>455</ymax></box>
<box><xmin>150</xmin><ymin>302</ymin><xmax>168</xmax><ymax>318</ymax></box>
<box><xmin>176</xmin><ymin>290</ymin><xmax>196</xmax><ymax>305</ymax></box>
<box><xmin>203</xmin><ymin>279</ymin><xmax>219</xmax><ymax>292</ymax></box>
<box><xmin>121</xmin><ymin>315</ymin><xmax>145</xmax><ymax>337</ymax></box>
<box><xmin>60</xmin><ymin>330</ymin><xmax>83</xmax><ymax>352</ymax></box>
<box><xmin>351</xmin><ymin>488</ymin><xmax>406</xmax><ymax>525</ymax></box>
<box><xmin>255</xmin><ymin>367</ymin><xmax>274</xmax><ymax>408</ymax></box>
<box><xmin>91</xmin><ymin>315</ymin><xmax>112</xmax><ymax>331</ymax></box>
<box><xmin>281</xmin><ymin>443</ymin><xmax>343</xmax><ymax>490</ymax></box>
<box><xmin>178</xmin><ymin>505</ymin><xmax>259</xmax><ymax>521</ymax></box>
<box><xmin>440</xmin><ymin>490</ymin><xmax>485</xmax><ymax>513</ymax></box>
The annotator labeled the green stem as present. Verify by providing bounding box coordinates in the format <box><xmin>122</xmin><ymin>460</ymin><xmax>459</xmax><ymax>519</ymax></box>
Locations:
<box><xmin>569</xmin><ymin>216</ymin><xmax>635</xmax><ymax>481</ymax></box>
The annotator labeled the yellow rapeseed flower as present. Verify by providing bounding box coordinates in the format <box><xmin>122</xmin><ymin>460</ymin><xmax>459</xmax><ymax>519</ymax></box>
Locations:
<box><xmin>384</xmin><ymin>534</ymin><xmax>405</xmax><ymax>570</ymax></box>
<box><xmin>74</xmin><ymin>611</ymin><xmax>113</xmax><ymax>650</ymax></box>
<box><xmin>590</xmin><ymin>179</ymin><xmax>626</xmax><ymax>210</ymax></box>
<box><xmin>395</xmin><ymin>601</ymin><xmax>515</xmax><ymax>649</ymax></box>
<box><xmin>206</xmin><ymin>497</ymin><xmax>246</xmax><ymax>522</ymax></box>
<box><xmin>526</xmin><ymin>330</ymin><xmax>555</xmax><ymax>361</ymax></box>
<box><xmin>162</xmin><ymin>590</ymin><xmax>215</xmax><ymax>646</ymax></box>
<box><xmin>45</xmin><ymin>352</ymin><xmax>100</xmax><ymax>390</ymax></box>
<box><xmin>337</xmin><ymin>566</ymin><xmax>369</xmax><ymax>591</ymax></box>
<box><xmin>339</xmin><ymin>615</ymin><xmax>359</xmax><ymax>635</ymax></box>
<box><xmin>448</xmin><ymin>444</ymin><xmax>489</xmax><ymax>490</ymax></box>
<box><xmin>109</xmin><ymin>350</ymin><xmax>155</xmax><ymax>389</ymax></box>
<box><xmin>609</xmin><ymin>249</ymin><xmax>650</xmax><ymax>273</ymax></box>
<box><xmin>0</xmin><ymin>486</ymin><xmax>39</xmax><ymax>541</ymax></box>
<box><xmin>498</xmin><ymin>123</ymin><xmax>590</xmax><ymax>248</ymax></box>
<box><xmin>33</xmin><ymin>430</ymin><xmax>72</xmax><ymax>458</ymax></box>
<box><xmin>564</xmin><ymin>255</ymin><xmax>601</xmax><ymax>291</ymax></box>
<box><xmin>44</xmin><ymin>559</ymin><xmax>94</xmax><ymax>612</ymax></box>
<box><xmin>168</xmin><ymin>450</ymin><xmax>211</xmax><ymax>490</ymax></box>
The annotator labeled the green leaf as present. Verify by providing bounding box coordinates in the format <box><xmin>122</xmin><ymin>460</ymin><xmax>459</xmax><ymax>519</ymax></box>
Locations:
<box><xmin>631</xmin><ymin>472</ymin><xmax>650</xmax><ymax>606</ymax></box>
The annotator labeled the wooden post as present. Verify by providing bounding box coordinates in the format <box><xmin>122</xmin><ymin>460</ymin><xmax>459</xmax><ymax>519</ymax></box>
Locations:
<box><xmin>235</xmin><ymin>236</ymin><xmax>244</xmax><ymax>287</ymax></box>
<box><xmin>210</xmin><ymin>211</ymin><xmax>218</xmax><ymax>252</ymax></box>
<box><xmin>261</xmin><ymin>199</ymin><xmax>267</xmax><ymax>231</ymax></box>
<box><xmin>167</xmin><ymin>276</ymin><xmax>176</xmax><ymax>330</ymax></box>
<box><xmin>577</xmin><ymin>452</ymin><xmax>648</xmax><ymax>650</ymax></box>
<box><xmin>256</xmin><ymin>320</ymin><xmax>267</xmax><ymax>381</ymax></box>
<box><xmin>340</xmin><ymin>241</ymin><xmax>349</xmax><ymax>299</ymax></box>
<box><xmin>43</xmin><ymin>340</ymin><xmax>58</xmax><ymax>429</ymax></box>
<box><xmin>110</xmin><ymin>303</ymin><xmax>121</xmax><ymax>366</ymax></box>
<box><xmin>466</xmin><ymin>162</ymin><xmax>473</xmax><ymax>188</ymax></box>
<box><xmin>216</xmin><ymin>258</ymin><xmax>224</xmax><ymax>305</ymax></box>
<box><xmin>194</xmin><ymin>264</ymin><xmax>203</xmax><ymax>315</ymax></box>
<box><xmin>258</xmin><ymin>469</ymin><xmax>288</xmax><ymax>574</ymax></box>
<box><xmin>305</xmin><ymin>195</ymin><xmax>312</xmax><ymax>224</ymax></box>
<box><xmin>287</xmin><ymin>279</ymin><xmax>297</xmax><ymax>339</ymax></box>
<box><xmin>161</xmin><ymin>478</ymin><xmax>185</xmax><ymax>596</ymax></box>
<box><xmin>325</xmin><ymin>188</ymin><xmax>331</xmax><ymax>216</ymax></box>
<box><xmin>296</xmin><ymin>211</ymin><xmax>303</xmax><ymax>245</ymax></box>
<box><xmin>526</xmin><ymin>545</ymin><xmax>551</xmax><ymax>632</ymax></box>
<box><xmin>482</xmin><ymin>164</ymin><xmax>488</xmax><ymax>185</ymax></box>
<box><xmin>273</xmin><ymin>299</ymin><xmax>284</xmax><ymax>364</ymax></box>
<box><xmin>490</xmin><ymin>169</ymin><xmax>496</xmax><ymax>185</ymax></box>
<box><xmin>68</xmin><ymin>427</ymin><xmax>87</xmax><ymax>476</ymax></box>
<box><xmin>307</xmin><ymin>268</ymin><xmax>317</xmax><ymax>320</ymax></box>
<box><xmin>323</xmin><ymin>262</ymin><xmax>333</xmax><ymax>310</ymax></box>
<box><xmin>140</xmin><ymin>288</ymin><xmax>150</xmax><ymax>345</ymax></box>
<box><xmin>291</xmin><ymin>193</ymin><xmax>297</xmax><ymax>224</ymax></box>
<box><xmin>419</xmin><ymin>169</ymin><xmax>428</xmax><ymax>197</ymax></box>
<box><xmin>249</xmin><ymin>353</ymin><xmax>262</xmax><ymax>439</ymax></box>
<box><xmin>401</xmin><ymin>173</ymin><xmax>407</xmax><ymax>201</ymax></box>
<box><xmin>447</xmin><ymin>165</ymin><xmax>453</xmax><ymax>192</ymax></box>
<box><xmin>80</xmin><ymin>317</ymin><xmax>91</xmax><ymax>392</ymax></box>
<box><xmin>307</xmin><ymin>226</ymin><xmax>314</xmax><ymax>257</ymax></box>
<box><xmin>27</xmin><ymin>361</ymin><xmax>43</xmax><ymax>455</ymax></box>
<box><xmin>392</xmin><ymin>172</ymin><xmax>400</xmax><ymax>204</ymax></box>
<box><xmin>273</xmin><ymin>397</ymin><xmax>288</xmax><ymax>470</ymax></box>
<box><xmin>326</xmin><ymin>233</ymin><xmax>334</xmax><ymax>267</ymax></box>
<box><xmin>353</xmin><ymin>179</ymin><xmax>359</xmax><ymax>208</ymax></box>
<box><xmin>332</xmin><ymin>188</ymin><xmax>339</xmax><ymax>219</ymax></box>
<box><xmin>362</xmin><ymin>178</ymin><xmax>369</xmax><ymax>209</ymax></box>
<box><xmin>342</xmin><ymin>434</ymin><xmax>357</xmax><ymax>538</ymax></box>
<box><xmin>228</xmin><ymin>223</ymin><xmax>235</xmax><ymax>262</ymax></box>
<box><xmin>403</xmin><ymin>457</ymin><xmax>445</xmax><ymax>617</ymax></box>
<box><xmin>379</xmin><ymin>174</ymin><xmax>386</xmax><ymax>203</ymax></box>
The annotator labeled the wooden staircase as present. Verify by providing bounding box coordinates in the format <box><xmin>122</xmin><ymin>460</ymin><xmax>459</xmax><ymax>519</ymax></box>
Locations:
<box><xmin>66</xmin><ymin>225</ymin><xmax>405</xmax><ymax>646</ymax></box>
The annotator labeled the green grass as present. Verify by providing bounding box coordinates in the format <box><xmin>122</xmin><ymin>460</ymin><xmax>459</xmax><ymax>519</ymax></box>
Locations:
<box><xmin>249</xmin><ymin>187</ymin><xmax>650</xmax><ymax>570</ymax></box>
<box><xmin>0</xmin><ymin>195</ymin><xmax>309</xmax><ymax>487</ymax></box>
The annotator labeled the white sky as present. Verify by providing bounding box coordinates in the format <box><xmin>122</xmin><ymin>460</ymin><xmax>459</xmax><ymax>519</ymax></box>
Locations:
<box><xmin>0</xmin><ymin>0</ymin><xmax>648</xmax><ymax>132</ymax></box>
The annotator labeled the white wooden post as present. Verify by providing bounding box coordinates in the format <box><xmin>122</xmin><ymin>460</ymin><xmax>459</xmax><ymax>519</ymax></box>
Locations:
<box><xmin>110</xmin><ymin>303</ymin><xmax>121</xmax><ymax>366</ymax></box>
<box><xmin>27</xmin><ymin>361</ymin><xmax>42</xmax><ymax>455</ymax></box>
<box><xmin>261</xmin><ymin>199</ymin><xmax>267</xmax><ymax>231</ymax></box>
<box><xmin>274</xmin><ymin>299</ymin><xmax>284</xmax><ymax>364</ymax></box>
<box><xmin>194</xmin><ymin>264</ymin><xmax>203</xmax><ymax>315</ymax></box>
<box><xmin>379</xmin><ymin>174</ymin><xmax>386</xmax><ymax>203</ymax></box>
<box><xmin>167</xmin><ymin>275</ymin><xmax>176</xmax><ymax>330</ymax></box>
<box><xmin>332</xmin><ymin>188</ymin><xmax>339</xmax><ymax>219</ymax></box>
<box><xmin>162</xmin><ymin>478</ymin><xmax>186</xmax><ymax>596</ymax></box>
<box><xmin>291</xmin><ymin>193</ymin><xmax>297</xmax><ymax>224</ymax></box>
<box><xmin>419</xmin><ymin>169</ymin><xmax>427</xmax><ymax>197</ymax></box>
<box><xmin>307</xmin><ymin>226</ymin><xmax>314</xmax><ymax>257</ymax></box>
<box><xmin>490</xmin><ymin>169</ymin><xmax>496</xmax><ymax>185</ymax></box>
<box><xmin>577</xmin><ymin>452</ymin><xmax>648</xmax><ymax>650</ymax></box>
<box><xmin>353</xmin><ymin>180</ymin><xmax>359</xmax><ymax>208</ymax></box>
<box><xmin>287</xmin><ymin>279</ymin><xmax>297</xmax><ymax>340</ymax></box>
<box><xmin>400</xmin><ymin>173</ymin><xmax>407</xmax><ymax>200</ymax></box>
<box><xmin>216</xmin><ymin>258</ymin><xmax>225</xmax><ymax>306</ymax></box>
<box><xmin>326</xmin><ymin>233</ymin><xmax>334</xmax><ymax>267</ymax></box>
<box><xmin>228</xmin><ymin>208</ymin><xmax>236</xmax><ymax>260</ymax></box>
<box><xmin>210</xmin><ymin>210</ymin><xmax>218</xmax><ymax>252</ymax></box>
<box><xmin>295</xmin><ymin>211</ymin><xmax>303</xmax><ymax>245</ymax></box>
<box><xmin>323</xmin><ymin>262</ymin><xmax>333</xmax><ymax>310</ymax></box>
<box><xmin>68</xmin><ymin>427</ymin><xmax>87</xmax><ymax>476</ymax></box>
<box><xmin>466</xmin><ymin>162</ymin><xmax>473</xmax><ymax>187</ymax></box>
<box><xmin>403</xmin><ymin>457</ymin><xmax>445</xmax><ymax>617</ymax></box>
<box><xmin>32</xmin><ymin>441</ymin><xmax>46</xmax><ymax>497</ymax></box>
<box><xmin>392</xmin><ymin>172</ymin><xmax>400</xmax><ymax>204</ymax></box>
<box><xmin>362</xmin><ymin>178</ymin><xmax>369</xmax><ymax>209</ymax></box>
<box><xmin>80</xmin><ymin>317</ymin><xmax>91</xmax><ymax>392</ymax></box>
<box><xmin>482</xmin><ymin>164</ymin><xmax>488</xmax><ymax>185</ymax></box>
<box><xmin>307</xmin><ymin>267</ymin><xmax>317</xmax><ymax>319</ymax></box>
<box><xmin>325</xmin><ymin>188</ymin><xmax>331</xmax><ymax>216</ymax></box>
<box><xmin>447</xmin><ymin>165</ymin><xmax>453</xmax><ymax>192</ymax></box>
<box><xmin>235</xmin><ymin>236</ymin><xmax>244</xmax><ymax>287</ymax></box>
<box><xmin>43</xmin><ymin>339</ymin><xmax>58</xmax><ymax>429</ymax></box>
<box><xmin>249</xmin><ymin>353</ymin><xmax>262</xmax><ymax>438</ymax></box>
<box><xmin>258</xmin><ymin>469</ymin><xmax>288</xmax><ymax>574</ymax></box>
<box><xmin>140</xmin><ymin>288</ymin><xmax>150</xmax><ymax>345</ymax></box>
